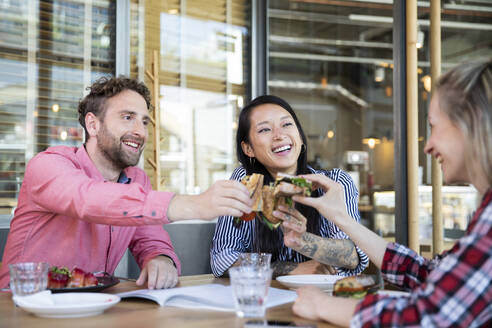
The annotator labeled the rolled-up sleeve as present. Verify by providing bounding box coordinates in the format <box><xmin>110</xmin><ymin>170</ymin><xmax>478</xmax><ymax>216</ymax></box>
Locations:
<box><xmin>129</xmin><ymin>224</ymin><xmax>181</xmax><ymax>275</ymax></box>
<box><xmin>26</xmin><ymin>151</ymin><xmax>175</xmax><ymax>226</ymax></box>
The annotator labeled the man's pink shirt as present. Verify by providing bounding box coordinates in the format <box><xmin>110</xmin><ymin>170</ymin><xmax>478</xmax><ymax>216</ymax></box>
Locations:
<box><xmin>0</xmin><ymin>146</ymin><xmax>180</xmax><ymax>287</ymax></box>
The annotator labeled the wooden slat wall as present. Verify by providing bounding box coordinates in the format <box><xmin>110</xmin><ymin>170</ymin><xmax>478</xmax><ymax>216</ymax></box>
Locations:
<box><xmin>140</xmin><ymin>0</ymin><xmax>250</xmax><ymax>190</ymax></box>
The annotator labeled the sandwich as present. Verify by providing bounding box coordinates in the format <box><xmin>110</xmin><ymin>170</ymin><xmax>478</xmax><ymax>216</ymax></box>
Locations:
<box><xmin>241</xmin><ymin>173</ymin><xmax>264</xmax><ymax>211</ymax></box>
<box><xmin>274</xmin><ymin>173</ymin><xmax>312</xmax><ymax>198</ymax></box>
<box><xmin>236</xmin><ymin>173</ymin><xmax>312</xmax><ymax>229</ymax></box>
<box><xmin>333</xmin><ymin>275</ymin><xmax>378</xmax><ymax>298</ymax></box>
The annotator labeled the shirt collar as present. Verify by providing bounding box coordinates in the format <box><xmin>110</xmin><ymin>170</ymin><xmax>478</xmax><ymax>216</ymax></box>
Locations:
<box><xmin>75</xmin><ymin>145</ymin><xmax>133</xmax><ymax>183</ymax></box>
<box><xmin>117</xmin><ymin>171</ymin><xmax>132</xmax><ymax>184</ymax></box>
<box><xmin>467</xmin><ymin>187</ymin><xmax>492</xmax><ymax>234</ymax></box>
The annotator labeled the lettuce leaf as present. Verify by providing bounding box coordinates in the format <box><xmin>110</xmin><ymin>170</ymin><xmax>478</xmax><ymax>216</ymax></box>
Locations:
<box><xmin>278</xmin><ymin>177</ymin><xmax>312</xmax><ymax>196</ymax></box>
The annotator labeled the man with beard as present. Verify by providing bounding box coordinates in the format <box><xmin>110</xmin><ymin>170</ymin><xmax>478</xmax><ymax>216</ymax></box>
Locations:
<box><xmin>0</xmin><ymin>77</ymin><xmax>252</xmax><ymax>289</ymax></box>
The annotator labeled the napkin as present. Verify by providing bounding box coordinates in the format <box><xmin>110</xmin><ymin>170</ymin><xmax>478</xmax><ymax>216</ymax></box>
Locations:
<box><xmin>13</xmin><ymin>290</ymin><xmax>55</xmax><ymax>306</ymax></box>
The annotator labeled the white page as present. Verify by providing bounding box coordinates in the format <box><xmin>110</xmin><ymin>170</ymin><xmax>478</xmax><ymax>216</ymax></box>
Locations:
<box><xmin>117</xmin><ymin>284</ymin><xmax>297</xmax><ymax>311</ymax></box>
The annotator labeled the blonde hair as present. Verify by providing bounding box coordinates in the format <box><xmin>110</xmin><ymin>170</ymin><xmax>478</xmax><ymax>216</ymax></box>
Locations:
<box><xmin>435</xmin><ymin>58</ymin><xmax>492</xmax><ymax>189</ymax></box>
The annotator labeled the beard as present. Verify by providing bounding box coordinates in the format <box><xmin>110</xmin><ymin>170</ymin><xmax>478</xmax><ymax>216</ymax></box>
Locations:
<box><xmin>96</xmin><ymin>122</ymin><xmax>144</xmax><ymax>170</ymax></box>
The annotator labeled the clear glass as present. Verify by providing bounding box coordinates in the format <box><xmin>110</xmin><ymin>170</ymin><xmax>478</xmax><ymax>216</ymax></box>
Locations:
<box><xmin>229</xmin><ymin>266</ymin><xmax>273</xmax><ymax>318</ymax></box>
<box><xmin>9</xmin><ymin>262</ymin><xmax>49</xmax><ymax>296</ymax></box>
<box><xmin>238</xmin><ymin>253</ymin><xmax>272</xmax><ymax>270</ymax></box>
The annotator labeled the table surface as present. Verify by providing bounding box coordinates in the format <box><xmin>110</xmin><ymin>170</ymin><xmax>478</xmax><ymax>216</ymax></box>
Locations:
<box><xmin>0</xmin><ymin>274</ymin><xmax>341</xmax><ymax>328</ymax></box>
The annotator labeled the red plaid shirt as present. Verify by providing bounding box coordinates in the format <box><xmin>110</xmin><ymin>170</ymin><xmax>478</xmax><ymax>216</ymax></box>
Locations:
<box><xmin>352</xmin><ymin>189</ymin><xmax>492</xmax><ymax>327</ymax></box>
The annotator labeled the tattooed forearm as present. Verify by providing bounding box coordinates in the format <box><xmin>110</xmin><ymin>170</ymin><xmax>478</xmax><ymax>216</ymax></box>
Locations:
<box><xmin>271</xmin><ymin>261</ymin><xmax>298</xmax><ymax>278</ymax></box>
<box><xmin>299</xmin><ymin>233</ymin><xmax>318</xmax><ymax>257</ymax></box>
<box><xmin>296</xmin><ymin>232</ymin><xmax>359</xmax><ymax>269</ymax></box>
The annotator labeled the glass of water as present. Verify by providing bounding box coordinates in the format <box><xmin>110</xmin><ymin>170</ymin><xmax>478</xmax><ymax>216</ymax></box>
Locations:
<box><xmin>9</xmin><ymin>262</ymin><xmax>49</xmax><ymax>296</ymax></box>
<box><xmin>238</xmin><ymin>253</ymin><xmax>272</xmax><ymax>270</ymax></box>
<box><xmin>229</xmin><ymin>266</ymin><xmax>273</xmax><ymax>318</ymax></box>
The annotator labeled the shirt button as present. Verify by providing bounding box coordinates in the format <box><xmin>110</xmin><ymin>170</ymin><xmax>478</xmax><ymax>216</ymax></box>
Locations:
<box><xmin>123</xmin><ymin>211</ymin><xmax>128</xmax><ymax>216</ymax></box>
<box><xmin>152</xmin><ymin>210</ymin><xmax>156</xmax><ymax>216</ymax></box>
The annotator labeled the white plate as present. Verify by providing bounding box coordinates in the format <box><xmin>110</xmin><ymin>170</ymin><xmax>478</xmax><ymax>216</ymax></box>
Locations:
<box><xmin>13</xmin><ymin>291</ymin><xmax>120</xmax><ymax>318</ymax></box>
<box><xmin>377</xmin><ymin>290</ymin><xmax>410</xmax><ymax>297</ymax></box>
<box><xmin>276</xmin><ymin>274</ymin><xmax>343</xmax><ymax>291</ymax></box>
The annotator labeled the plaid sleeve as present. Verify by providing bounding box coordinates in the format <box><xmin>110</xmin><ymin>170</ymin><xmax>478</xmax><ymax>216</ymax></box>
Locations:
<box><xmin>350</xmin><ymin>203</ymin><xmax>492</xmax><ymax>327</ymax></box>
<box><xmin>380</xmin><ymin>243</ymin><xmax>438</xmax><ymax>290</ymax></box>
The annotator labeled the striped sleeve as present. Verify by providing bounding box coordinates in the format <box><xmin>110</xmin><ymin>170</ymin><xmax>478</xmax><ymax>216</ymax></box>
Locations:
<box><xmin>316</xmin><ymin>168</ymin><xmax>369</xmax><ymax>276</ymax></box>
<box><xmin>210</xmin><ymin>167</ymin><xmax>255</xmax><ymax>277</ymax></box>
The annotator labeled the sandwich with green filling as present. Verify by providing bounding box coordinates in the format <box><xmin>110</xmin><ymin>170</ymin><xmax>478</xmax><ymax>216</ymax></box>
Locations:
<box><xmin>235</xmin><ymin>173</ymin><xmax>312</xmax><ymax>229</ymax></box>
<box><xmin>333</xmin><ymin>275</ymin><xmax>379</xmax><ymax>298</ymax></box>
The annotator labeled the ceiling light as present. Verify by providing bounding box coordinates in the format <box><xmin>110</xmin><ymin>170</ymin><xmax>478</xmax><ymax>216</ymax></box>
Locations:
<box><xmin>385</xmin><ymin>86</ymin><xmax>392</xmax><ymax>97</ymax></box>
<box><xmin>362</xmin><ymin>136</ymin><xmax>381</xmax><ymax>149</ymax></box>
<box><xmin>416</xmin><ymin>30</ymin><xmax>425</xmax><ymax>49</ymax></box>
<box><xmin>374</xmin><ymin>67</ymin><xmax>385</xmax><ymax>82</ymax></box>
<box><xmin>422</xmin><ymin>75</ymin><xmax>432</xmax><ymax>92</ymax></box>
<box><xmin>100</xmin><ymin>35</ymin><xmax>110</xmax><ymax>47</ymax></box>
<box><xmin>237</xmin><ymin>96</ymin><xmax>244</xmax><ymax>108</ymax></box>
<box><xmin>52</xmin><ymin>104</ymin><xmax>59</xmax><ymax>112</ymax></box>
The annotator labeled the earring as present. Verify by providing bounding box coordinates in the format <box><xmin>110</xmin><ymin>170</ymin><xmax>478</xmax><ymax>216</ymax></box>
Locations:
<box><xmin>249</xmin><ymin>157</ymin><xmax>255</xmax><ymax>166</ymax></box>
<box><xmin>301</xmin><ymin>144</ymin><xmax>307</xmax><ymax>153</ymax></box>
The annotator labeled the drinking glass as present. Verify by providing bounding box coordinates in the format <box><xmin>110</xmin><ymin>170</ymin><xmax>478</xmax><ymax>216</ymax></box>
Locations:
<box><xmin>229</xmin><ymin>266</ymin><xmax>273</xmax><ymax>318</ymax></box>
<box><xmin>9</xmin><ymin>262</ymin><xmax>49</xmax><ymax>296</ymax></box>
<box><xmin>237</xmin><ymin>253</ymin><xmax>272</xmax><ymax>270</ymax></box>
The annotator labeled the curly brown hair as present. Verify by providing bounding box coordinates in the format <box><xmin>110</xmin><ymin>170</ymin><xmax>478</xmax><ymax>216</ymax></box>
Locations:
<box><xmin>78</xmin><ymin>76</ymin><xmax>152</xmax><ymax>139</ymax></box>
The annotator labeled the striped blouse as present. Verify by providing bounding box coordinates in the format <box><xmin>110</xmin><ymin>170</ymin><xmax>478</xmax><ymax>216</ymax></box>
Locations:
<box><xmin>210</xmin><ymin>165</ymin><xmax>369</xmax><ymax>277</ymax></box>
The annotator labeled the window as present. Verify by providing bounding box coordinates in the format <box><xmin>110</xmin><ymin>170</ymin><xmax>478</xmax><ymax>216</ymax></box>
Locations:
<box><xmin>0</xmin><ymin>0</ymin><xmax>115</xmax><ymax>213</ymax></box>
<box><xmin>417</xmin><ymin>1</ymin><xmax>492</xmax><ymax>249</ymax></box>
<box><xmin>134</xmin><ymin>1</ymin><xmax>251</xmax><ymax>194</ymax></box>
<box><xmin>267</xmin><ymin>0</ymin><xmax>394</xmax><ymax>234</ymax></box>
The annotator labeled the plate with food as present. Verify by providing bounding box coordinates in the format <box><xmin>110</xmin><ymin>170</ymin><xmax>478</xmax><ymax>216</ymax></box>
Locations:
<box><xmin>377</xmin><ymin>290</ymin><xmax>410</xmax><ymax>297</ymax></box>
<box><xmin>13</xmin><ymin>290</ymin><xmax>120</xmax><ymax>318</ymax></box>
<box><xmin>48</xmin><ymin>267</ymin><xmax>119</xmax><ymax>293</ymax></box>
<box><xmin>276</xmin><ymin>274</ymin><xmax>343</xmax><ymax>291</ymax></box>
<box><xmin>332</xmin><ymin>274</ymin><xmax>380</xmax><ymax>298</ymax></box>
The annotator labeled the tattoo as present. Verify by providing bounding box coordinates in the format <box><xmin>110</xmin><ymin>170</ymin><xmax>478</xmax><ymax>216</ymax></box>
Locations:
<box><xmin>296</xmin><ymin>232</ymin><xmax>359</xmax><ymax>269</ymax></box>
<box><xmin>299</xmin><ymin>233</ymin><xmax>318</xmax><ymax>257</ymax></box>
<box><xmin>271</xmin><ymin>261</ymin><xmax>298</xmax><ymax>278</ymax></box>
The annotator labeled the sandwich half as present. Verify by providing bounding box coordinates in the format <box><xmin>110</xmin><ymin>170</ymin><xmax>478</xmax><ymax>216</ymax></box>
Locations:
<box><xmin>333</xmin><ymin>275</ymin><xmax>379</xmax><ymax>298</ymax></box>
<box><xmin>237</xmin><ymin>173</ymin><xmax>312</xmax><ymax>229</ymax></box>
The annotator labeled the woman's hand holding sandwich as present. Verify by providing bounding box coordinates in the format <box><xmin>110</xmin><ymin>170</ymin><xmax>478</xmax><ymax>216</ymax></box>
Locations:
<box><xmin>275</xmin><ymin>204</ymin><xmax>307</xmax><ymax>249</ymax></box>
<box><xmin>274</xmin><ymin>203</ymin><xmax>354</xmax><ymax>272</ymax></box>
<box><xmin>291</xmin><ymin>174</ymin><xmax>349</xmax><ymax>227</ymax></box>
<box><xmin>292</xmin><ymin>174</ymin><xmax>388</xmax><ymax>269</ymax></box>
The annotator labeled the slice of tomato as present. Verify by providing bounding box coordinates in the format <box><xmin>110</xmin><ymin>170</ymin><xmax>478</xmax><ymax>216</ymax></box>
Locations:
<box><xmin>240</xmin><ymin>212</ymin><xmax>256</xmax><ymax>221</ymax></box>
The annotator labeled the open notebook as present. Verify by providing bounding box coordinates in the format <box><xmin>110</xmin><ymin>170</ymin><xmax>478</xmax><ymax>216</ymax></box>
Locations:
<box><xmin>117</xmin><ymin>283</ymin><xmax>297</xmax><ymax>312</ymax></box>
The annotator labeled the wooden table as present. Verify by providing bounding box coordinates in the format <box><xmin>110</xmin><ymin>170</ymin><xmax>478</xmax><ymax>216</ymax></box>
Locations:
<box><xmin>0</xmin><ymin>274</ymin><xmax>341</xmax><ymax>328</ymax></box>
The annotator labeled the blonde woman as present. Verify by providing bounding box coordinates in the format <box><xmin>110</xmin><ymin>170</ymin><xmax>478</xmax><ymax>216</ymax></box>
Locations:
<box><xmin>289</xmin><ymin>59</ymin><xmax>492</xmax><ymax>327</ymax></box>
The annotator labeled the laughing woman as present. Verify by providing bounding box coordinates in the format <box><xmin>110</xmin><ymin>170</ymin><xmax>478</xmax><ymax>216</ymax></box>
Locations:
<box><xmin>291</xmin><ymin>60</ymin><xmax>492</xmax><ymax>327</ymax></box>
<box><xmin>210</xmin><ymin>95</ymin><xmax>368</xmax><ymax>278</ymax></box>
